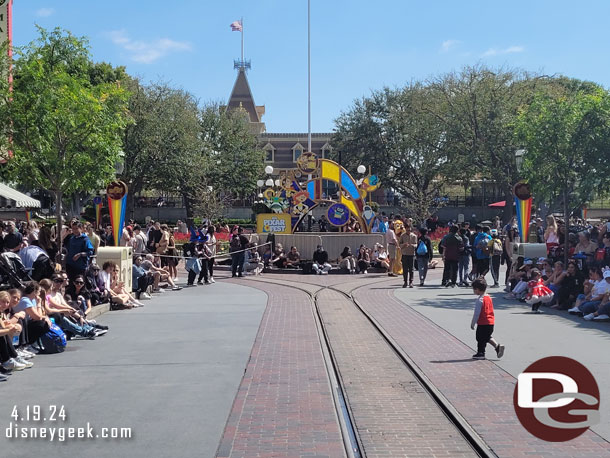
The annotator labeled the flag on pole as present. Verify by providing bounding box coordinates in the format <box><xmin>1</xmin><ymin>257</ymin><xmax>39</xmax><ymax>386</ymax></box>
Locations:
<box><xmin>230</xmin><ymin>20</ymin><xmax>242</xmax><ymax>32</ymax></box>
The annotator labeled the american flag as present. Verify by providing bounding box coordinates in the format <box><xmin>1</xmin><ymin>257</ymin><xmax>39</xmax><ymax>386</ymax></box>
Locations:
<box><xmin>230</xmin><ymin>20</ymin><xmax>242</xmax><ymax>32</ymax></box>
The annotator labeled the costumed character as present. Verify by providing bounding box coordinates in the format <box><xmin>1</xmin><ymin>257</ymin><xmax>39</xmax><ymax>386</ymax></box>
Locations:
<box><xmin>392</xmin><ymin>219</ymin><xmax>405</xmax><ymax>275</ymax></box>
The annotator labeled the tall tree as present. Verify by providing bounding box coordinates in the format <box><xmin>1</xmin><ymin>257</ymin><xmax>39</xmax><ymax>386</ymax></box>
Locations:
<box><xmin>515</xmin><ymin>85</ymin><xmax>610</xmax><ymax>261</ymax></box>
<box><xmin>0</xmin><ymin>27</ymin><xmax>129</xmax><ymax>254</ymax></box>
<box><xmin>333</xmin><ymin>84</ymin><xmax>454</xmax><ymax>223</ymax></box>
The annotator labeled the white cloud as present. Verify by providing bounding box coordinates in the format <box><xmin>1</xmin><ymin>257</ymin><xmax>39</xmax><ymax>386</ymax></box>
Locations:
<box><xmin>107</xmin><ymin>30</ymin><xmax>192</xmax><ymax>64</ymax></box>
<box><xmin>481</xmin><ymin>45</ymin><xmax>524</xmax><ymax>57</ymax></box>
<box><xmin>36</xmin><ymin>8</ymin><xmax>54</xmax><ymax>17</ymax></box>
<box><xmin>440</xmin><ymin>39</ymin><xmax>460</xmax><ymax>53</ymax></box>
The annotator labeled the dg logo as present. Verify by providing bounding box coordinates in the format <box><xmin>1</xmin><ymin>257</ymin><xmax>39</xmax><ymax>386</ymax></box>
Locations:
<box><xmin>514</xmin><ymin>356</ymin><xmax>600</xmax><ymax>441</ymax></box>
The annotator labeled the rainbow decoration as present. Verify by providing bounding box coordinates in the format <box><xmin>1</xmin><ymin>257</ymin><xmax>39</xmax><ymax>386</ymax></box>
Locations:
<box><xmin>515</xmin><ymin>197</ymin><xmax>532</xmax><ymax>242</ymax></box>
<box><xmin>106</xmin><ymin>181</ymin><xmax>128</xmax><ymax>247</ymax></box>
<box><xmin>95</xmin><ymin>203</ymin><xmax>102</xmax><ymax>229</ymax></box>
<box><xmin>24</xmin><ymin>210</ymin><xmax>31</xmax><ymax>224</ymax></box>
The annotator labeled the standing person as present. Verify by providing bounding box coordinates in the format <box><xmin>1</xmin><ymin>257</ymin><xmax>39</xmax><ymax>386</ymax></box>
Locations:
<box><xmin>458</xmin><ymin>227</ymin><xmax>471</xmax><ymax>287</ymax></box>
<box><xmin>544</xmin><ymin>215</ymin><xmax>560</xmax><ymax>256</ymax></box>
<box><xmin>204</xmin><ymin>226</ymin><xmax>217</xmax><ymax>283</ymax></box>
<box><xmin>503</xmin><ymin>226</ymin><xmax>517</xmax><ymax>289</ymax></box>
<box><xmin>440</xmin><ymin>225</ymin><xmax>464</xmax><ymax>287</ymax></box>
<box><xmin>85</xmin><ymin>223</ymin><xmax>100</xmax><ymax>254</ymax></box>
<box><xmin>386</xmin><ymin>222</ymin><xmax>398</xmax><ymax>277</ymax></box>
<box><xmin>147</xmin><ymin>221</ymin><xmax>163</xmax><ymax>254</ymax></box>
<box><xmin>470</xmin><ymin>278</ymin><xmax>505</xmax><ymax>360</ymax></box>
<box><xmin>164</xmin><ymin>224</ymin><xmax>178</xmax><ymax>280</ymax></box>
<box><xmin>399</xmin><ymin>223</ymin><xmax>418</xmax><ymax>288</ymax></box>
<box><xmin>416</xmin><ymin>228</ymin><xmax>433</xmax><ymax>286</ymax></box>
<box><xmin>488</xmin><ymin>229</ymin><xmax>503</xmax><ymax>288</ymax></box>
<box><xmin>468</xmin><ymin>225</ymin><xmax>482</xmax><ymax>280</ymax></box>
<box><xmin>378</xmin><ymin>215</ymin><xmax>389</xmax><ymax>234</ymax></box>
<box><xmin>132</xmin><ymin>225</ymin><xmax>147</xmax><ymax>256</ymax></box>
<box><xmin>229</xmin><ymin>226</ymin><xmax>241</xmax><ymax>277</ymax></box>
<box><xmin>474</xmin><ymin>226</ymin><xmax>492</xmax><ymax>280</ymax></box>
<box><xmin>64</xmin><ymin>222</ymin><xmax>94</xmax><ymax>281</ymax></box>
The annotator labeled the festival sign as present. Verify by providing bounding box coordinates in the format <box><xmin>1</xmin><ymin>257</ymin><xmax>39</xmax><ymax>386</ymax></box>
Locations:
<box><xmin>327</xmin><ymin>203</ymin><xmax>350</xmax><ymax>227</ymax></box>
<box><xmin>257</xmin><ymin>213</ymin><xmax>292</xmax><ymax>234</ymax></box>
<box><xmin>106</xmin><ymin>181</ymin><xmax>128</xmax><ymax>246</ymax></box>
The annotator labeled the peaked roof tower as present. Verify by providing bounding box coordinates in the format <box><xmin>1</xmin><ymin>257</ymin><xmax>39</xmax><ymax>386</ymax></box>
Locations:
<box><xmin>227</xmin><ymin>68</ymin><xmax>266</xmax><ymax>134</ymax></box>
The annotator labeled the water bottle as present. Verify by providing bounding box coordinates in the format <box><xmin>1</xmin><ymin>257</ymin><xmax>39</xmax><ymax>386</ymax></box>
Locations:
<box><xmin>12</xmin><ymin>334</ymin><xmax>18</xmax><ymax>345</ymax></box>
<box><xmin>50</xmin><ymin>317</ymin><xmax>55</xmax><ymax>324</ymax></box>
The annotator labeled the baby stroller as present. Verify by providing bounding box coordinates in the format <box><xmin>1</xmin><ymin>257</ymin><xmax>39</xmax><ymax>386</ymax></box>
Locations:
<box><xmin>0</xmin><ymin>252</ymin><xmax>33</xmax><ymax>290</ymax></box>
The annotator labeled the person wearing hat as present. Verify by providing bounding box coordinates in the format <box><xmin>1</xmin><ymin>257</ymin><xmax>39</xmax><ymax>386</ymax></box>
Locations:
<box><xmin>488</xmin><ymin>229</ymin><xmax>503</xmax><ymax>288</ymax></box>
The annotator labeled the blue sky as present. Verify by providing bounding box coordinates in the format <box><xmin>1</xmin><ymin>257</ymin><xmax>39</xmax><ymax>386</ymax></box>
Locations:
<box><xmin>12</xmin><ymin>1</ymin><xmax>610</xmax><ymax>133</ymax></box>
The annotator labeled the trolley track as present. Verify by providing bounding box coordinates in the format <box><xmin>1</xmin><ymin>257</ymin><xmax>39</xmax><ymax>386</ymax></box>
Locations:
<box><xmin>239</xmin><ymin>274</ymin><xmax>496</xmax><ymax>457</ymax></box>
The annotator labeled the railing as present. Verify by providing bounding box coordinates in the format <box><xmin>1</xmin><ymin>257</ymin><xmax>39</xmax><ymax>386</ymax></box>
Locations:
<box><xmin>135</xmin><ymin>196</ymin><xmax>184</xmax><ymax>208</ymax></box>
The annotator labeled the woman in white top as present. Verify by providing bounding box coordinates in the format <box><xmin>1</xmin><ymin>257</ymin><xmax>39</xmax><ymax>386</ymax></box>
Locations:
<box><xmin>204</xmin><ymin>226</ymin><xmax>218</xmax><ymax>283</ymax></box>
<box><xmin>544</xmin><ymin>215</ymin><xmax>560</xmax><ymax>254</ymax></box>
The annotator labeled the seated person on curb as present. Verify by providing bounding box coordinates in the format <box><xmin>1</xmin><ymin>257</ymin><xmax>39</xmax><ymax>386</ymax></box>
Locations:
<box><xmin>357</xmin><ymin>245</ymin><xmax>371</xmax><ymax>274</ymax></box>
<box><xmin>109</xmin><ymin>265</ymin><xmax>144</xmax><ymax>309</ymax></box>
<box><xmin>12</xmin><ymin>281</ymin><xmax>51</xmax><ymax>351</ymax></box>
<box><xmin>132</xmin><ymin>257</ymin><xmax>154</xmax><ymax>299</ymax></box>
<box><xmin>338</xmin><ymin>246</ymin><xmax>357</xmax><ymax>274</ymax></box>
<box><xmin>583</xmin><ymin>290</ymin><xmax>610</xmax><ymax>321</ymax></box>
<box><xmin>86</xmin><ymin>263</ymin><xmax>108</xmax><ymax>305</ymax></box>
<box><xmin>0</xmin><ymin>291</ymin><xmax>31</xmax><ymax>374</ymax></box>
<box><xmin>142</xmin><ymin>254</ymin><xmax>182</xmax><ymax>291</ymax></box>
<box><xmin>285</xmin><ymin>246</ymin><xmax>301</xmax><ymax>268</ymax></box>
<box><xmin>371</xmin><ymin>243</ymin><xmax>390</xmax><ymax>272</ymax></box>
<box><xmin>270</xmin><ymin>244</ymin><xmax>288</xmax><ymax>269</ymax></box>
<box><xmin>312</xmin><ymin>245</ymin><xmax>331</xmax><ymax>274</ymax></box>
<box><xmin>4</xmin><ymin>289</ymin><xmax>33</xmax><ymax>360</ymax></box>
<box><xmin>65</xmin><ymin>275</ymin><xmax>92</xmax><ymax>317</ymax></box>
<box><xmin>554</xmin><ymin>261</ymin><xmax>585</xmax><ymax>310</ymax></box>
<box><xmin>41</xmin><ymin>277</ymin><xmax>99</xmax><ymax>339</ymax></box>
<box><xmin>244</xmin><ymin>244</ymin><xmax>264</xmax><ymax>276</ymax></box>
<box><xmin>505</xmin><ymin>259</ymin><xmax>534</xmax><ymax>299</ymax></box>
<box><xmin>570</xmin><ymin>268</ymin><xmax>610</xmax><ymax>316</ymax></box>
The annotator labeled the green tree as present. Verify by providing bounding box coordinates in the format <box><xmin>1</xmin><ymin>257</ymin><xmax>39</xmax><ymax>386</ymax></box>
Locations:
<box><xmin>515</xmin><ymin>86</ymin><xmax>610</xmax><ymax>261</ymax></box>
<box><xmin>333</xmin><ymin>84</ymin><xmax>454</xmax><ymax>223</ymax></box>
<box><xmin>0</xmin><ymin>27</ymin><xmax>129</xmax><ymax>253</ymax></box>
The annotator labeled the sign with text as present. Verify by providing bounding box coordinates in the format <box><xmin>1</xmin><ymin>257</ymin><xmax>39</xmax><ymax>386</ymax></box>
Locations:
<box><xmin>257</xmin><ymin>213</ymin><xmax>291</xmax><ymax>234</ymax></box>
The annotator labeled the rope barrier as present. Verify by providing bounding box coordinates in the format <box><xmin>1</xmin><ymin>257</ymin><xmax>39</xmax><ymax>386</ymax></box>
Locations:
<box><xmin>131</xmin><ymin>241</ymin><xmax>272</xmax><ymax>261</ymax></box>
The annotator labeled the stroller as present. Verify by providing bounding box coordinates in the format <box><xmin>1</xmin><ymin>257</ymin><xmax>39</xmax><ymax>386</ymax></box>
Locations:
<box><xmin>0</xmin><ymin>252</ymin><xmax>33</xmax><ymax>291</ymax></box>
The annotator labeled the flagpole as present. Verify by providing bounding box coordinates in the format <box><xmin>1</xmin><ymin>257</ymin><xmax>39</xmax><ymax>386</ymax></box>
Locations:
<box><xmin>241</xmin><ymin>17</ymin><xmax>244</xmax><ymax>65</ymax></box>
<box><xmin>307</xmin><ymin>0</ymin><xmax>311</xmax><ymax>153</ymax></box>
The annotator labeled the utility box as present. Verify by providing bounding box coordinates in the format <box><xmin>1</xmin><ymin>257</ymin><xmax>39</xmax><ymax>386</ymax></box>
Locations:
<box><xmin>96</xmin><ymin>247</ymin><xmax>133</xmax><ymax>292</ymax></box>
<box><xmin>512</xmin><ymin>243</ymin><xmax>547</xmax><ymax>262</ymax></box>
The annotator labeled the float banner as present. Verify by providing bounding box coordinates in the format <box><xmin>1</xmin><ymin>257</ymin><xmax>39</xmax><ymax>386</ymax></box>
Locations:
<box><xmin>515</xmin><ymin>197</ymin><xmax>532</xmax><ymax>242</ymax></box>
<box><xmin>257</xmin><ymin>214</ymin><xmax>291</xmax><ymax>234</ymax></box>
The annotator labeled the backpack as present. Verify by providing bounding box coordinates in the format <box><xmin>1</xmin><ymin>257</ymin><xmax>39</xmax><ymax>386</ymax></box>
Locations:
<box><xmin>38</xmin><ymin>324</ymin><xmax>67</xmax><ymax>354</ymax></box>
<box><xmin>477</xmin><ymin>236</ymin><xmax>491</xmax><ymax>255</ymax></box>
<box><xmin>491</xmin><ymin>238</ymin><xmax>503</xmax><ymax>256</ymax></box>
<box><xmin>416</xmin><ymin>240</ymin><xmax>428</xmax><ymax>256</ymax></box>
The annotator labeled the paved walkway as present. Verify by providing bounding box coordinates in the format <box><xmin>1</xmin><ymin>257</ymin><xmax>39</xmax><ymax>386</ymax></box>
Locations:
<box><xmin>0</xmin><ymin>281</ymin><xmax>266</xmax><ymax>458</ymax></box>
<box><xmin>354</xmin><ymin>270</ymin><xmax>610</xmax><ymax>457</ymax></box>
<box><xmin>216</xmin><ymin>280</ymin><xmax>346</xmax><ymax>458</ymax></box>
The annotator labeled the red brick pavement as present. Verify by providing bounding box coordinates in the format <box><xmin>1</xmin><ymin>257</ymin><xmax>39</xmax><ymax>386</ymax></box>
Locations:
<box><xmin>317</xmin><ymin>288</ymin><xmax>477</xmax><ymax>457</ymax></box>
<box><xmin>216</xmin><ymin>280</ymin><xmax>346</xmax><ymax>458</ymax></box>
<box><xmin>355</xmin><ymin>283</ymin><xmax>610</xmax><ymax>457</ymax></box>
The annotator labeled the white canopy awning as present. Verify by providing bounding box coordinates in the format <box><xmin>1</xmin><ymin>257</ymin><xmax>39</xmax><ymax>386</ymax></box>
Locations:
<box><xmin>0</xmin><ymin>183</ymin><xmax>41</xmax><ymax>208</ymax></box>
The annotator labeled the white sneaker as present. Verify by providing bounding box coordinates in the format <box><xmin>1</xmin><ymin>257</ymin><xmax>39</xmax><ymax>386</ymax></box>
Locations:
<box><xmin>95</xmin><ymin>329</ymin><xmax>108</xmax><ymax>337</ymax></box>
<box><xmin>17</xmin><ymin>349</ymin><xmax>34</xmax><ymax>359</ymax></box>
<box><xmin>209</xmin><ymin>277</ymin><xmax>216</xmax><ymax>283</ymax></box>
<box><xmin>567</xmin><ymin>306</ymin><xmax>580</xmax><ymax>313</ymax></box>
<box><xmin>3</xmin><ymin>358</ymin><xmax>26</xmax><ymax>371</ymax></box>
<box><xmin>156</xmin><ymin>288</ymin><xmax>165</xmax><ymax>293</ymax></box>
<box><xmin>15</xmin><ymin>356</ymin><xmax>33</xmax><ymax>368</ymax></box>
<box><xmin>24</xmin><ymin>345</ymin><xmax>40</xmax><ymax>355</ymax></box>
<box><xmin>140</xmin><ymin>292</ymin><xmax>152</xmax><ymax>300</ymax></box>
<box><xmin>322</xmin><ymin>271</ymin><xmax>329</xmax><ymax>275</ymax></box>
<box><xmin>363</xmin><ymin>270</ymin><xmax>368</xmax><ymax>274</ymax></box>
<box><xmin>583</xmin><ymin>313</ymin><xmax>595</xmax><ymax>321</ymax></box>
<box><xmin>594</xmin><ymin>314</ymin><xmax>610</xmax><ymax>321</ymax></box>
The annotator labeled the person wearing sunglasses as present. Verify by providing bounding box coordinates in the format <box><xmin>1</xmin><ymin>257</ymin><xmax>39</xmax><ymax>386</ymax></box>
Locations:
<box><xmin>65</xmin><ymin>275</ymin><xmax>92</xmax><ymax>317</ymax></box>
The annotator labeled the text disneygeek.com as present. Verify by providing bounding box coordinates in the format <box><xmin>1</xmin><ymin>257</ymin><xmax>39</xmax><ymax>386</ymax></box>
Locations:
<box><xmin>4</xmin><ymin>405</ymin><xmax>132</xmax><ymax>442</ymax></box>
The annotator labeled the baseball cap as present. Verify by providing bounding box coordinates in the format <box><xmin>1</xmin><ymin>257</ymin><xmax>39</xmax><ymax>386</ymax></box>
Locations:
<box><xmin>490</xmin><ymin>229</ymin><xmax>498</xmax><ymax>235</ymax></box>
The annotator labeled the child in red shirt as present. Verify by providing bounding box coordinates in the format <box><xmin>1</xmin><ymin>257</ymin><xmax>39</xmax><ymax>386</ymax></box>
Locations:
<box><xmin>471</xmin><ymin>278</ymin><xmax>505</xmax><ymax>360</ymax></box>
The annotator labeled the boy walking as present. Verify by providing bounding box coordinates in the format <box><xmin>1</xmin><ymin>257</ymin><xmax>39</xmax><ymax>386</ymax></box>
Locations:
<box><xmin>471</xmin><ymin>278</ymin><xmax>505</xmax><ymax>360</ymax></box>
